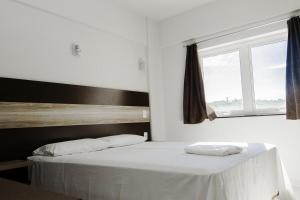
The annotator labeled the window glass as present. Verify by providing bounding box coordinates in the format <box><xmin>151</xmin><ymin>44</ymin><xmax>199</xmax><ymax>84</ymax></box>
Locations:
<box><xmin>202</xmin><ymin>51</ymin><xmax>243</xmax><ymax>116</ymax></box>
<box><xmin>251</xmin><ymin>41</ymin><xmax>287</xmax><ymax>112</ymax></box>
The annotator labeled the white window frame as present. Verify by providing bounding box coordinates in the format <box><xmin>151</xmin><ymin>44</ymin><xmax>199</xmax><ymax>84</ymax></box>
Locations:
<box><xmin>198</xmin><ymin>31</ymin><xmax>288</xmax><ymax>117</ymax></box>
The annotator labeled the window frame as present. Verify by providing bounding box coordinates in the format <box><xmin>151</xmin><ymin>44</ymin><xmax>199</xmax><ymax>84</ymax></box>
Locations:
<box><xmin>198</xmin><ymin>31</ymin><xmax>288</xmax><ymax>118</ymax></box>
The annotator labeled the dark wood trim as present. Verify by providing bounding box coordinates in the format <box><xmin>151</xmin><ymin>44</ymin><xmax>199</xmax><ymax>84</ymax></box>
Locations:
<box><xmin>0</xmin><ymin>122</ymin><xmax>151</xmax><ymax>161</ymax></box>
<box><xmin>0</xmin><ymin>77</ymin><xmax>149</xmax><ymax>106</ymax></box>
<box><xmin>0</xmin><ymin>77</ymin><xmax>151</xmax><ymax>165</ymax></box>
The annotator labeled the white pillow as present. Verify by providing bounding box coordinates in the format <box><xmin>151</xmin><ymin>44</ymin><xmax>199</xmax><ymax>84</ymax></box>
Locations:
<box><xmin>33</xmin><ymin>138</ymin><xmax>110</xmax><ymax>156</ymax></box>
<box><xmin>99</xmin><ymin>134</ymin><xmax>146</xmax><ymax>148</ymax></box>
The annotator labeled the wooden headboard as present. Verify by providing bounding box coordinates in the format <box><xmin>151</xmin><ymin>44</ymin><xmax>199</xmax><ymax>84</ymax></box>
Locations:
<box><xmin>0</xmin><ymin>77</ymin><xmax>151</xmax><ymax>161</ymax></box>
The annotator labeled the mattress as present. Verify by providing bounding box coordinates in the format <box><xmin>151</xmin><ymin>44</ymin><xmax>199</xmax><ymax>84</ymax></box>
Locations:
<box><xmin>28</xmin><ymin>142</ymin><xmax>294</xmax><ymax>200</ymax></box>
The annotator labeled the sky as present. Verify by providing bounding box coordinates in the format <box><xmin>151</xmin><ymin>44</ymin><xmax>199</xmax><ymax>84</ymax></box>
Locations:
<box><xmin>251</xmin><ymin>40</ymin><xmax>287</xmax><ymax>100</ymax></box>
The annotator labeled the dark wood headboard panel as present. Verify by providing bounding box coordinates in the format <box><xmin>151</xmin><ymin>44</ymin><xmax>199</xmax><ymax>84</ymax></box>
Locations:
<box><xmin>0</xmin><ymin>77</ymin><xmax>151</xmax><ymax>161</ymax></box>
<box><xmin>0</xmin><ymin>78</ymin><xmax>149</xmax><ymax>106</ymax></box>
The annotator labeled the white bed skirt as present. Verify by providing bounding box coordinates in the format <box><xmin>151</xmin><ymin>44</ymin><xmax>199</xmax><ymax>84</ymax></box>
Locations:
<box><xmin>29</xmin><ymin>142</ymin><xmax>295</xmax><ymax>200</ymax></box>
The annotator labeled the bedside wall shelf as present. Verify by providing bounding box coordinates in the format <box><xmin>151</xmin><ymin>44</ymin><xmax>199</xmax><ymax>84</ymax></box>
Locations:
<box><xmin>0</xmin><ymin>160</ymin><xmax>33</xmax><ymax>183</ymax></box>
<box><xmin>0</xmin><ymin>160</ymin><xmax>33</xmax><ymax>171</ymax></box>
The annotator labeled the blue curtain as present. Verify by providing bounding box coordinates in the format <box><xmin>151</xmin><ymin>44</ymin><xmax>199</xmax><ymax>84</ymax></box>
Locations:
<box><xmin>286</xmin><ymin>16</ymin><xmax>300</xmax><ymax>119</ymax></box>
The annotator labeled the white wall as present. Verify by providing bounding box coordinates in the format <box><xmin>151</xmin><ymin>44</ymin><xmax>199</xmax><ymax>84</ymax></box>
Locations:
<box><xmin>0</xmin><ymin>0</ymin><xmax>148</xmax><ymax>92</ymax></box>
<box><xmin>160</xmin><ymin>0</ymin><xmax>300</xmax><ymax>48</ymax></box>
<box><xmin>0</xmin><ymin>0</ymin><xmax>166</xmax><ymax>140</ymax></box>
<box><xmin>159</xmin><ymin>0</ymin><xmax>300</xmax><ymax>194</ymax></box>
<box><xmin>147</xmin><ymin>19</ymin><xmax>166</xmax><ymax>141</ymax></box>
<box><xmin>14</xmin><ymin>0</ymin><xmax>147</xmax><ymax>45</ymax></box>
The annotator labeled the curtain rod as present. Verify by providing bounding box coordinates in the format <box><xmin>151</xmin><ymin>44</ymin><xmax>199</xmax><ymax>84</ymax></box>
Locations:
<box><xmin>183</xmin><ymin>9</ymin><xmax>300</xmax><ymax>46</ymax></box>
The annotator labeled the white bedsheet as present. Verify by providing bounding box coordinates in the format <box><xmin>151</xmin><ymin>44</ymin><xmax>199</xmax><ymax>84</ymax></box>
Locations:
<box><xmin>28</xmin><ymin>142</ymin><xmax>294</xmax><ymax>200</ymax></box>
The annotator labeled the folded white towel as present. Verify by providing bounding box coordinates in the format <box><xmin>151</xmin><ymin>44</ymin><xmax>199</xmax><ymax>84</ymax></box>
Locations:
<box><xmin>185</xmin><ymin>143</ymin><xmax>243</xmax><ymax>156</ymax></box>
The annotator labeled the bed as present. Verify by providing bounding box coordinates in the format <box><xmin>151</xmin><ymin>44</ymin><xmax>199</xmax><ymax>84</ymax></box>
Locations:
<box><xmin>0</xmin><ymin>77</ymin><xmax>294</xmax><ymax>200</ymax></box>
<box><xmin>28</xmin><ymin>142</ymin><xmax>294</xmax><ymax>200</ymax></box>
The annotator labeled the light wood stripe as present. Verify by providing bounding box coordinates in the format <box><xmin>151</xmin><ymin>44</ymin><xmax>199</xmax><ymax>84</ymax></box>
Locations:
<box><xmin>0</xmin><ymin>102</ymin><xmax>150</xmax><ymax>129</ymax></box>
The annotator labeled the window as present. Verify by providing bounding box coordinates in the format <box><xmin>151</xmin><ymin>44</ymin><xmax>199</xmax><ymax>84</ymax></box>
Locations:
<box><xmin>199</xmin><ymin>31</ymin><xmax>287</xmax><ymax>117</ymax></box>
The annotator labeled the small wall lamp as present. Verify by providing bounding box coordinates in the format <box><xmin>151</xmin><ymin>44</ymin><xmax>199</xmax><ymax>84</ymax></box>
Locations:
<box><xmin>138</xmin><ymin>57</ymin><xmax>146</xmax><ymax>71</ymax></box>
<box><xmin>71</xmin><ymin>43</ymin><xmax>81</xmax><ymax>56</ymax></box>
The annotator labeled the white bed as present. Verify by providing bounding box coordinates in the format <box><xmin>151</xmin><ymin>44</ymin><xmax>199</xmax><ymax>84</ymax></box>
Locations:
<box><xmin>28</xmin><ymin>142</ymin><xmax>294</xmax><ymax>200</ymax></box>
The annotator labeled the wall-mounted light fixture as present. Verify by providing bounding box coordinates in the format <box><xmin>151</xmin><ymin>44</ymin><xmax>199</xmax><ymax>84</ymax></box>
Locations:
<box><xmin>71</xmin><ymin>43</ymin><xmax>81</xmax><ymax>56</ymax></box>
<box><xmin>138</xmin><ymin>57</ymin><xmax>146</xmax><ymax>71</ymax></box>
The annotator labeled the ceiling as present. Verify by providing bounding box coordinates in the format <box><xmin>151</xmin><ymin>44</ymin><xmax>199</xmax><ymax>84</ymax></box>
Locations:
<box><xmin>109</xmin><ymin>0</ymin><xmax>217</xmax><ymax>21</ymax></box>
